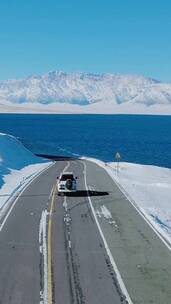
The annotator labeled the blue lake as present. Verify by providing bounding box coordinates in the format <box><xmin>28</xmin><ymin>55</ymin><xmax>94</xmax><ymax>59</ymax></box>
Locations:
<box><xmin>0</xmin><ymin>114</ymin><xmax>171</xmax><ymax>168</ymax></box>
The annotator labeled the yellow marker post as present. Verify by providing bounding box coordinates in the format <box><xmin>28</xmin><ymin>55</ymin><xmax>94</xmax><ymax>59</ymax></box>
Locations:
<box><xmin>115</xmin><ymin>152</ymin><xmax>121</xmax><ymax>174</ymax></box>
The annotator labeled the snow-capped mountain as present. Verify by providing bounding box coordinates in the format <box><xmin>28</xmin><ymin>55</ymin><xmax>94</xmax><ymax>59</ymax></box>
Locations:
<box><xmin>0</xmin><ymin>71</ymin><xmax>171</xmax><ymax>114</ymax></box>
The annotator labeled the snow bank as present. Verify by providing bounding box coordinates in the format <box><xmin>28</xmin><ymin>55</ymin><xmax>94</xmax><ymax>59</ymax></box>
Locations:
<box><xmin>0</xmin><ymin>133</ymin><xmax>51</xmax><ymax>210</ymax></box>
<box><xmin>83</xmin><ymin>157</ymin><xmax>171</xmax><ymax>246</ymax></box>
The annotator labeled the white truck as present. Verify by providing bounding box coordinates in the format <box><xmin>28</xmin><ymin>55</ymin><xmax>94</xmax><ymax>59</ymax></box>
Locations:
<box><xmin>57</xmin><ymin>172</ymin><xmax>77</xmax><ymax>193</ymax></box>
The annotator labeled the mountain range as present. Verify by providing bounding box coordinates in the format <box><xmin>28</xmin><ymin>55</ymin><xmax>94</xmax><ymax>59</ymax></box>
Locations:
<box><xmin>0</xmin><ymin>71</ymin><xmax>171</xmax><ymax>114</ymax></box>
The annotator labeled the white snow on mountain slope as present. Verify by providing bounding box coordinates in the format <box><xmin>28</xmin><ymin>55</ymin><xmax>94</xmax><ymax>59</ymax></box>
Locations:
<box><xmin>1</xmin><ymin>72</ymin><xmax>159</xmax><ymax>105</ymax></box>
<box><xmin>84</xmin><ymin>157</ymin><xmax>171</xmax><ymax>246</ymax></box>
<box><xmin>0</xmin><ymin>133</ymin><xmax>50</xmax><ymax>210</ymax></box>
<box><xmin>0</xmin><ymin>71</ymin><xmax>171</xmax><ymax>114</ymax></box>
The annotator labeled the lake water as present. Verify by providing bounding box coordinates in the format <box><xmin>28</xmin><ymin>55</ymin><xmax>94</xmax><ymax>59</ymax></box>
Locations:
<box><xmin>0</xmin><ymin>114</ymin><xmax>171</xmax><ymax>168</ymax></box>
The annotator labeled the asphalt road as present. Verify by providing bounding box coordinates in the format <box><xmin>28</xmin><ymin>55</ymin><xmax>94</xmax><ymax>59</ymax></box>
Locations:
<box><xmin>0</xmin><ymin>159</ymin><xmax>171</xmax><ymax>304</ymax></box>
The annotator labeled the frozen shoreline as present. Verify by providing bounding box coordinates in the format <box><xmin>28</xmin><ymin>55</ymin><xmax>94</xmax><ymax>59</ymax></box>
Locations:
<box><xmin>0</xmin><ymin>133</ymin><xmax>51</xmax><ymax>214</ymax></box>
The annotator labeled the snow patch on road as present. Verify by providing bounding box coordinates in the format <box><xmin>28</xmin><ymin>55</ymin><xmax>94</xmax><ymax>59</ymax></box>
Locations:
<box><xmin>97</xmin><ymin>205</ymin><xmax>117</xmax><ymax>227</ymax></box>
<box><xmin>63</xmin><ymin>196</ymin><xmax>68</xmax><ymax>212</ymax></box>
<box><xmin>39</xmin><ymin>209</ymin><xmax>48</xmax><ymax>304</ymax></box>
<box><xmin>101</xmin><ymin>205</ymin><xmax>112</xmax><ymax>220</ymax></box>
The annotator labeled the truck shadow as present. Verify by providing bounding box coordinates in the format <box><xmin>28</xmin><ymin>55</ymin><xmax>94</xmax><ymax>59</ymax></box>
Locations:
<box><xmin>58</xmin><ymin>190</ymin><xmax>109</xmax><ymax>197</ymax></box>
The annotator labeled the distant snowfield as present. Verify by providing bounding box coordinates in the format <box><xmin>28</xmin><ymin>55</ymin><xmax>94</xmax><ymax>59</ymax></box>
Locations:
<box><xmin>0</xmin><ymin>133</ymin><xmax>51</xmax><ymax>212</ymax></box>
<box><xmin>1</xmin><ymin>101</ymin><xmax>171</xmax><ymax>115</ymax></box>
<box><xmin>84</xmin><ymin>157</ymin><xmax>171</xmax><ymax>246</ymax></box>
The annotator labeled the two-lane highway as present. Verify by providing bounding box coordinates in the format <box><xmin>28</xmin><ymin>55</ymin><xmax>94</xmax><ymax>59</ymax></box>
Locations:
<box><xmin>0</xmin><ymin>159</ymin><xmax>171</xmax><ymax>304</ymax></box>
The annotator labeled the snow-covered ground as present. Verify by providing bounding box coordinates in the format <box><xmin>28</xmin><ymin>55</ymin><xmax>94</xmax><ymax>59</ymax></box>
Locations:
<box><xmin>0</xmin><ymin>133</ymin><xmax>51</xmax><ymax>212</ymax></box>
<box><xmin>1</xmin><ymin>100</ymin><xmax>171</xmax><ymax>115</ymax></box>
<box><xmin>84</xmin><ymin>157</ymin><xmax>171</xmax><ymax>246</ymax></box>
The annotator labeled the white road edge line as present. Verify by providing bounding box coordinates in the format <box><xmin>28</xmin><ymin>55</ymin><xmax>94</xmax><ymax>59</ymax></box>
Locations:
<box><xmin>83</xmin><ymin>161</ymin><xmax>133</xmax><ymax>304</ymax></box>
<box><xmin>0</xmin><ymin>162</ymin><xmax>54</xmax><ymax>233</ymax></box>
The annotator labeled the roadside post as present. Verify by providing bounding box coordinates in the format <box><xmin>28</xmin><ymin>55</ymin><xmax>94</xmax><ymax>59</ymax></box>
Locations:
<box><xmin>115</xmin><ymin>152</ymin><xmax>121</xmax><ymax>174</ymax></box>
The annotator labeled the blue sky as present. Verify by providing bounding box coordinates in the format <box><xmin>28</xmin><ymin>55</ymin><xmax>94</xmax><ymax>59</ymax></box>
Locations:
<box><xmin>0</xmin><ymin>0</ymin><xmax>171</xmax><ymax>81</ymax></box>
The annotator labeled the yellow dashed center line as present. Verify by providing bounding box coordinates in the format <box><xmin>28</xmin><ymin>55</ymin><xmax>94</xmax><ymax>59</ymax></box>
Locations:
<box><xmin>48</xmin><ymin>184</ymin><xmax>57</xmax><ymax>304</ymax></box>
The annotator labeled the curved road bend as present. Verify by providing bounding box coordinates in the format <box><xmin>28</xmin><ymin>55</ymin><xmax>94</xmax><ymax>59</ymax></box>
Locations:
<box><xmin>0</xmin><ymin>159</ymin><xmax>171</xmax><ymax>303</ymax></box>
